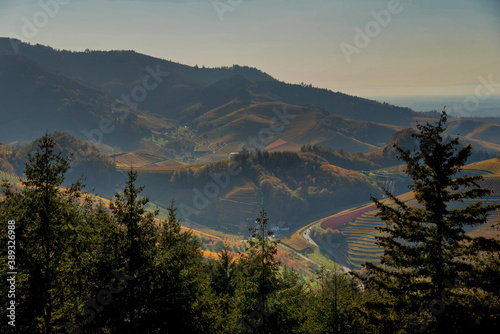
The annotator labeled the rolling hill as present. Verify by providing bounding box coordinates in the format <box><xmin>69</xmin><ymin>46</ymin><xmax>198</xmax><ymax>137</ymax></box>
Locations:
<box><xmin>124</xmin><ymin>149</ymin><xmax>384</xmax><ymax>234</ymax></box>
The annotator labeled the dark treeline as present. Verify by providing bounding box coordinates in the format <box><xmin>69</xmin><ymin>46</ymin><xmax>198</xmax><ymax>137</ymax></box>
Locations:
<box><xmin>0</xmin><ymin>132</ymin><xmax>118</xmax><ymax>187</ymax></box>
<box><xmin>1</xmin><ymin>113</ymin><xmax>499</xmax><ymax>333</ymax></box>
<box><xmin>300</xmin><ymin>144</ymin><xmax>380</xmax><ymax>171</ymax></box>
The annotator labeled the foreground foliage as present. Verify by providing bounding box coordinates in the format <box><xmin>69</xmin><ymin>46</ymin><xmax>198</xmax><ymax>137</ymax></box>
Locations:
<box><xmin>354</xmin><ymin>112</ymin><xmax>500</xmax><ymax>333</ymax></box>
<box><xmin>1</xmin><ymin>117</ymin><xmax>498</xmax><ymax>333</ymax></box>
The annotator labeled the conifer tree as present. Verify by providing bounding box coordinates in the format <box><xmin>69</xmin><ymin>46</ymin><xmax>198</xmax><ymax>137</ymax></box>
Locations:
<box><xmin>152</xmin><ymin>199</ymin><xmax>208</xmax><ymax>333</ymax></box>
<box><xmin>357</xmin><ymin>112</ymin><xmax>500</xmax><ymax>333</ymax></box>
<box><xmin>107</xmin><ymin>169</ymin><xmax>159</xmax><ymax>333</ymax></box>
<box><xmin>208</xmin><ymin>244</ymin><xmax>240</xmax><ymax>333</ymax></box>
<box><xmin>0</xmin><ymin>135</ymin><xmax>110</xmax><ymax>333</ymax></box>
<box><xmin>300</xmin><ymin>268</ymin><xmax>364</xmax><ymax>334</ymax></box>
<box><xmin>211</xmin><ymin>244</ymin><xmax>238</xmax><ymax>298</ymax></box>
<box><xmin>235</xmin><ymin>210</ymin><xmax>281</xmax><ymax>333</ymax></box>
<box><xmin>244</xmin><ymin>209</ymin><xmax>280</xmax><ymax>303</ymax></box>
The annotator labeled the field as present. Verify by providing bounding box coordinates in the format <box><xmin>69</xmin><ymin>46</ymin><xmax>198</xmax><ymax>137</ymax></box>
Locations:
<box><xmin>281</xmin><ymin>216</ymin><xmax>319</xmax><ymax>252</ymax></box>
<box><xmin>281</xmin><ymin>228</ymin><xmax>314</xmax><ymax>252</ymax></box>
<box><xmin>464</xmin><ymin>158</ymin><xmax>500</xmax><ymax>175</ymax></box>
<box><xmin>328</xmin><ymin>190</ymin><xmax>500</xmax><ymax>270</ymax></box>
<box><xmin>320</xmin><ymin>204</ymin><xmax>377</xmax><ymax>230</ymax></box>
<box><xmin>0</xmin><ymin>170</ymin><xmax>21</xmax><ymax>184</ymax></box>
<box><xmin>112</xmin><ymin>150</ymin><xmax>184</xmax><ymax>168</ymax></box>
<box><xmin>0</xmin><ymin>171</ymin><xmax>22</xmax><ymax>200</ymax></box>
<box><xmin>335</xmin><ymin>209</ymin><xmax>385</xmax><ymax>268</ymax></box>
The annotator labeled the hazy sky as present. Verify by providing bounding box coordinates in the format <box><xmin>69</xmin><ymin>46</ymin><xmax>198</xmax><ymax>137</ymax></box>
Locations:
<box><xmin>1</xmin><ymin>0</ymin><xmax>499</xmax><ymax>98</ymax></box>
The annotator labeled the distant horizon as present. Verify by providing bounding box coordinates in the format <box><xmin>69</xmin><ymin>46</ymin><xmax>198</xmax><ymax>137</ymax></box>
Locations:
<box><xmin>368</xmin><ymin>94</ymin><xmax>500</xmax><ymax>118</ymax></box>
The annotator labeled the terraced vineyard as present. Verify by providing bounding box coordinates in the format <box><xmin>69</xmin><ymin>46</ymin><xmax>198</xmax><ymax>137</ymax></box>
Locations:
<box><xmin>112</xmin><ymin>150</ymin><xmax>182</xmax><ymax>168</ymax></box>
<box><xmin>481</xmin><ymin>177</ymin><xmax>500</xmax><ymax>195</ymax></box>
<box><xmin>333</xmin><ymin>191</ymin><xmax>500</xmax><ymax>270</ymax></box>
<box><xmin>281</xmin><ymin>224</ymin><xmax>314</xmax><ymax>252</ymax></box>
<box><xmin>282</xmin><ymin>193</ymin><xmax>415</xmax><ymax>254</ymax></box>
<box><xmin>336</xmin><ymin>210</ymin><xmax>384</xmax><ymax>268</ymax></box>
<box><xmin>321</xmin><ymin>204</ymin><xmax>376</xmax><ymax>230</ymax></box>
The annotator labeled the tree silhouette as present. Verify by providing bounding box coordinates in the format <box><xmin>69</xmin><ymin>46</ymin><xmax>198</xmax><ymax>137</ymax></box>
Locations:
<box><xmin>357</xmin><ymin>112</ymin><xmax>500</xmax><ymax>333</ymax></box>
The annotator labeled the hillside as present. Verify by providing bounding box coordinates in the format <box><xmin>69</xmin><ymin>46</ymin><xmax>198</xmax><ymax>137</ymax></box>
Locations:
<box><xmin>446</xmin><ymin>118</ymin><xmax>500</xmax><ymax>152</ymax></box>
<box><xmin>189</xmin><ymin>102</ymin><xmax>401</xmax><ymax>157</ymax></box>
<box><xmin>3</xmin><ymin>135</ymin><xmax>384</xmax><ymax>236</ymax></box>
<box><xmin>2</xmin><ymin>38</ymin><xmax>500</xmax><ymax>164</ymax></box>
<box><xmin>464</xmin><ymin>158</ymin><xmax>500</xmax><ymax>176</ymax></box>
<box><xmin>0</xmin><ymin>38</ymin><xmax>418</xmax><ymax>125</ymax></box>
<box><xmin>0</xmin><ymin>38</ymin><xmax>275</xmax><ymax>85</ymax></box>
<box><xmin>0</xmin><ymin>54</ymin><xmax>149</xmax><ymax>148</ymax></box>
<box><xmin>307</xmin><ymin>175</ymin><xmax>500</xmax><ymax>270</ymax></box>
<box><xmin>111</xmin><ymin>150</ymin><xmax>185</xmax><ymax>168</ymax></box>
<box><xmin>0</xmin><ymin>132</ymin><xmax>121</xmax><ymax>189</ymax></box>
<box><xmin>131</xmin><ymin>149</ymin><xmax>383</xmax><ymax>234</ymax></box>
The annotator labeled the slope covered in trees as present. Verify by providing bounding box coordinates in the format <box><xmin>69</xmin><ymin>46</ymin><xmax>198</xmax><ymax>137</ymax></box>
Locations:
<box><xmin>0</xmin><ymin>54</ymin><xmax>148</xmax><ymax>147</ymax></box>
<box><xmin>160</xmin><ymin>149</ymin><xmax>382</xmax><ymax>232</ymax></box>
<box><xmin>0</xmin><ymin>132</ymin><xmax>119</xmax><ymax>188</ymax></box>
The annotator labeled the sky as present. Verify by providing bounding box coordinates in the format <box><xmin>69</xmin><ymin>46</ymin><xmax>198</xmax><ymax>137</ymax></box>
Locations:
<box><xmin>1</xmin><ymin>0</ymin><xmax>499</xmax><ymax>99</ymax></box>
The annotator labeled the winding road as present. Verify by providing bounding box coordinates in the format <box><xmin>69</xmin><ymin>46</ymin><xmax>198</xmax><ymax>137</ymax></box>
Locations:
<box><xmin>302</xmin><ymin>225</ymin><xmax>351</xmax><ymax>273</ymax></box>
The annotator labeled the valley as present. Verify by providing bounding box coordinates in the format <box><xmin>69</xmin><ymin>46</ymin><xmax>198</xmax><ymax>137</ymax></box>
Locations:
<box><xmin>1</xmin><ymin>39</ymin><xmax>499</xmax><ymax>278</ymax></box>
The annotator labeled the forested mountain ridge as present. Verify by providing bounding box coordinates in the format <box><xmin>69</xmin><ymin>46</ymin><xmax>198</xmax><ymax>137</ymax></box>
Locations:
<box><xmin>0</xmin><ymin>53</ymin><xmax>147</xmax><ymax>147</ymax></box>
<box><xmin>0</xmin><ymin>37</ymin><xmax>276</xmax><ymax>85</ymax></box>
<box><xmin>0</xmin><ymin>38</ymin><xmax>417</xmax><ymax>125</ymax></box>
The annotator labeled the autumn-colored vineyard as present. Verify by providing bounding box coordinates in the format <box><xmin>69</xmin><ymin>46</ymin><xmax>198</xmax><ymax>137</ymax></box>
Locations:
<box><xmin>465</xmin><ymin>158</ymin><xmax>500</xmax><ymax>175</ymax></box>
<box><xmin>281</xmin><ymin>231</ymin><xmax>312</xmax><ymax>252</ymax></box>
<box><xmin>320</xmin><ymin>204</ymin><xmax>377</xmax><ymax>230</ymax></box>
